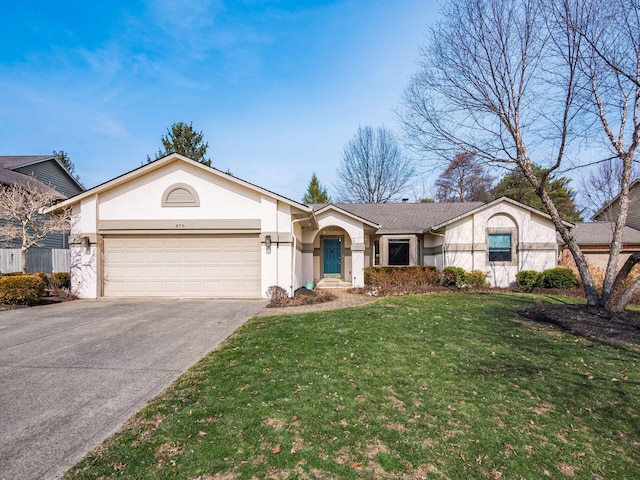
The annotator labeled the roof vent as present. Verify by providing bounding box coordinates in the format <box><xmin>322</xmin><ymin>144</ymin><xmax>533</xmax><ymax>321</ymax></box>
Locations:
<box><xmin>402</xmin><ymin>198</ymin><xmax>409</xmax><ymax>203</ymax></box>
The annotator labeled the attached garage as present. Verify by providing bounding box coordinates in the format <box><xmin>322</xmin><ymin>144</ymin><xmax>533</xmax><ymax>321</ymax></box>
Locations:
<box><xmin>48</xmin><ymin>154</ymin><xmax>313</xmax><ymax>299</ymax></box>
<box><xmin>103</xmin><ymin>234</ymin><xmax>261</xmax><ymax>298</ymax></box>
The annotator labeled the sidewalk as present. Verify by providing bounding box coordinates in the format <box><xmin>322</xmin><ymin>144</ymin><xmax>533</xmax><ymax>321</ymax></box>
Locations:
<box><xmin>257</xmin><ymin>288</ymin><xmax>378</xmax><ymax>317</ymax></box>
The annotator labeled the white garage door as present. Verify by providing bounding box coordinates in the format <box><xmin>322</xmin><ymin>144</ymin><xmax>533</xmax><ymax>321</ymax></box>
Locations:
<box><xmin>103</xmin><ymin>235</ymin><xmax>261</xmax><ymax>298</ymax></box>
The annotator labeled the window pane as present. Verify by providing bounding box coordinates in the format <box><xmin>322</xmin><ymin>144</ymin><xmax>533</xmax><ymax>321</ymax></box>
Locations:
<box><xmin>389</xmin><ymin>240</ymin><xmax>410</xmax><ymax>265</ymax></box>
<box><xmin>488</xmin><ymin>233</ymin><xmax>511</xmax><ymax>249</ymax></box>
<box><xmin>488</xmin><ymin>233</ymin><xmax>512</xmax><ymax>262</ymax></box>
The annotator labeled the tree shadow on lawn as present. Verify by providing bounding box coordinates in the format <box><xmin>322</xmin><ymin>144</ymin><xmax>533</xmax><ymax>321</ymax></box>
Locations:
<box><xmin>519</xmin><ymin>303</ymin><xmax>640</xmax><ymax>346</ymax></box>
<box><xmin>469</xmin><ymin>318</ymin><xmax>640</xmax><ymax>444</ymax></box>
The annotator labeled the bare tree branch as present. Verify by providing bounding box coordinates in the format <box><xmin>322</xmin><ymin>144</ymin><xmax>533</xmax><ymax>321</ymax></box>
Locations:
<box><xmin>334</xmin><ymin>126</ymin><xmax>415</xmax><ymax>203</ymax></box>
<box><xmin>0</xmin><ymin>176</ymin><xmax>70</xmax><ymax>273</ymax></box>
<box><xmin>400</xmin><ymin>0</ymin><xmax>640</xmax><ymax>310</ymax></box>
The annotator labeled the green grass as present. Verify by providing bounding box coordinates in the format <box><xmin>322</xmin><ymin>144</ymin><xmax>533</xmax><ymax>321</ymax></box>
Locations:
<box><xmin>65</xmin><ymin>293</ymin><xmax>640</xmax><ymax>479</ymax></box>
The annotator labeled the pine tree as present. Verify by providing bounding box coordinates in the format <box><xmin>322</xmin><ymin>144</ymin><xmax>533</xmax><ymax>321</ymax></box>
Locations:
<box><xmin>53</xmin><ymin>150</ymin><xmax>82</xmax><ymax>186</ymax></box>
<box><xmin>302</xmin><ymin>172</ymin><xmax>331</xmax><ymax>204</ymax></box>
<box><xmin>147</xmin><ymin>122</ymin><xmax>211</xmax><ymax>166</ymax></box>
<box><xmin>492</xmin><ymin>166</ymin><xmax>583</xmax><ymax>222</ymax></box>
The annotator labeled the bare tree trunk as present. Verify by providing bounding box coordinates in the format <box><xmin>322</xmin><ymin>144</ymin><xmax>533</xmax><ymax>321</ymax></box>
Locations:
<box><xmin>519</xmin><ymin>162</ymin><xmax>601</xmax><ymax>305</ymax></box>
<box><xmin>599</xmin><ymin>156</ymin><xmax>634</xmax><ymax>306</ymax></box>
<box><xmin>21</xmin><ymin>247</ymin><xmax>28</xmax><ymax>274</ymax></box>
<box><xmin>604</xmin><ymin>252</ymin><xmax>640</xmax><ymax>311</ymax></box>
<box><xmin>610</xmin><ymin>275</ymin><xmax>640</xmax><ymax>313</ymax></box>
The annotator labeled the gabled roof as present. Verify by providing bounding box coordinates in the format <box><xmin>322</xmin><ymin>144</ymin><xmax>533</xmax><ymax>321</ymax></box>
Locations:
<box><xmin>312</xmin><ymin>204</ymin><xmax>381</xmax><ymax>229</ymax></box>
<box><xmin>312</xmin><ymin>202</ymin><xmax>484</xmax><ymax>234</ymax></box>
<box><xmin>567</xmin><ymin>222</ymin><xmax>640</xmax><ymax>245</ymax></box>
<box><xmin>46</xmin><ymin>153</ymin><xmax>312</xmax><ymax>214</ymax></box>
<box><xmin>0</xmin><ymin>155</ymin><xmax>84</xmax><ymax>192</ymax></box>
<box><xmin>428</xmin><ymin>197</ymin><xmax>573</xmax><ymax>232</ymax></box>
<box><xmin>592</xmin><ymin>178</ymin><xmax>640</xmax><ymax>220</ymax></box>
<box><xmin>0</xmin><ymin>155</ymin><xmax>55</xmax><ymax>169</ymax></box>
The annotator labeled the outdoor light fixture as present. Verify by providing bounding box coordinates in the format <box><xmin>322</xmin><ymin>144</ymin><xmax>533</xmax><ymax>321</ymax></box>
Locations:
<box><xmin>82</xmin><ymin>236</ymin><xmax>90</xmax><ymax>248</ymax></box>
<box><xmin>265</xmin><ymin>235</ymin><xmax>272</xmax><ymax>247</ymax></box>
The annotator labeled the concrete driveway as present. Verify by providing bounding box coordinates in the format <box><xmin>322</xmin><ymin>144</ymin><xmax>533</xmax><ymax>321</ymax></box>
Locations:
<box><xmin>0</xmin><ymin>298</ymin><xmax>266</xmax><ymax>480</ymax></box>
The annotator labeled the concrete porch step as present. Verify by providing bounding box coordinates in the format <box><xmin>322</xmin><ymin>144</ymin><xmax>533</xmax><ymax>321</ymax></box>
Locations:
<box><xmin>316</xmin><ymin>278</ymin><xmax>353</xmax><ymax>289</ymax></box>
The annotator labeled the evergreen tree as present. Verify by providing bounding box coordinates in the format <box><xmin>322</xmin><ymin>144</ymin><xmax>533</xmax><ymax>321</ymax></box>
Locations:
<box><xmin>147</xmin><ymin>122</ymin><xmax>211</xmax><ymax>166</ymax></box>
<box><xmin>302</xmin><ymin>172</ymin><xmax>330</xmax><ymax>204</ymax></box>
<box><xmin>492</xmin><ymin>166</ymin><xmax>583</xmax><ymax>222</ymax></box>
<box><xmin>53</xmin><ymin>150</ymin><xmax>82</xmax><ymax>186</ymax></box>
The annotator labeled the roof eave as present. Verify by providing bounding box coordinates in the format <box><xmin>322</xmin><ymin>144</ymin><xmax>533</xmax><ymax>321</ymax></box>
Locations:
<box><xmin>591</xmin><ymin>178</ymin><xmax>640</xmax><ymax>220</ymax></box>
<box><xmin>314</xmin><ymin>204</ymin><xmax>381</xmax><ymax>229</ymax></box>
<box><xmin>45</xmin><ymin>153</ymin><xmax>312</xmax><ymax>214</ymax></box>
<box><xmin>426</xmin><ymin>197</ymin><xmax>573</xmax><ymax>233</ymax></box>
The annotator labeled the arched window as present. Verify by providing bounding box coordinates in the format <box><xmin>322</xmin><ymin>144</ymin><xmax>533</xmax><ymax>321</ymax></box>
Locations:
<box><xmin>161</xmin><ymin>183</ymin><xmax>200</xmax><ymax>207</ymax></box>
<box><xmin>486</xmin><ymin>213</ymin><xmax>517</xmax><ymax>265</ymax></box>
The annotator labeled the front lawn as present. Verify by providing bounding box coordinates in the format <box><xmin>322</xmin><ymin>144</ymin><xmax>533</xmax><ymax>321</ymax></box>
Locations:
<box><xmin>65</xmin><ymin>293</ymin><xmax>640</xmax><ymax>479</ymax></box>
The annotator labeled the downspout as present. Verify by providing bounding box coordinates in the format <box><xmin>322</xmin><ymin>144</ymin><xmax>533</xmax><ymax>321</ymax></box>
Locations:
<box><xmin>291</xmin><ymin>217</ymin><xmax>310</xmax><ymax>296</ymax></box>
<box><xmin>471</xmin><ymin>215</ymin><xmax>475</xmax><ymax>271</ymax></box>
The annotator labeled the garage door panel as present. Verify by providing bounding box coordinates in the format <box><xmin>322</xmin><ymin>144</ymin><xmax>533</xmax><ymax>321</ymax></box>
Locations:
<box><xmin>103</xmin><ymin>235</ymin><xmax>261</xmax><ymax>298</ymax></box>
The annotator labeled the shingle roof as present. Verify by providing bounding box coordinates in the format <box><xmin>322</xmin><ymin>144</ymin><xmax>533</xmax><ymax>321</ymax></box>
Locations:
<box><xmin>0</xmin><ymin>163</ymin><xmax>57</xmax><ymax>193</ymax></box>
<box><xmin>311</xmin><ymin>202</ymin><xmax>484</xmax><ymax>234</ymax></box>
<box><xmin>0</xmin><ymin>155</ymin><xmax>69</xmax><ymax>197</ymax></box>
<box><xmin>0</xmin><ymin>155</ymin><xmax>53</xmax><ymax>169</ymax></box>
<box><xmin>569</xmin><ymin>222</ymin><xmax>640</xmax><ymax>245</ymax></box>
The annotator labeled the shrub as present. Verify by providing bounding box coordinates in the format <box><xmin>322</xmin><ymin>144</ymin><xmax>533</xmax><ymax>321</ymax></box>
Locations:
<box><xmin>266</xmin><ymin>285</ymin><xmax>288</xmax><ymax>300</ymax></box>
<box><xmin>467</xmin><ymin>270</ymin><xmax>489</xmax><ymax>288</ymax></box>
<box><xmin>36</xmin><ymin>271</ymin><xmax>49</xmax><ymax>287</ymax></box>
<box><xmin>49</xmin><ymin>272</ymin><xmax>71</xmax><ymax>289</ymax></box>
<box><xmin>0</xmin><ymin>275</ymin><xmax>46</xmax><ymax>305</ymax></box>
<box><xmin>440</xmin><ymin>266</ymin><xmax>469</xmax><ymax>287</ymax></box>
<box><xmin>516</xmin><ymin>270</ymin><xmax>540</xmax><ymax>289</ymax></box>
<box><xmin>364</xmin><ymin>266</ymin><xmax>439</xmax><ymax>288</ymax></box>
<box><xmin>536</xmin><ymin>267</ymin><xmax>578</xmax><ymax>290</ymax></box>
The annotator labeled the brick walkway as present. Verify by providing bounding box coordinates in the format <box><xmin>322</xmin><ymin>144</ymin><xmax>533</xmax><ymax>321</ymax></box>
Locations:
<box><xmin>257</xmin><ymin>288</ymin><xmax>378</xmax><ymax>317</ymax></box>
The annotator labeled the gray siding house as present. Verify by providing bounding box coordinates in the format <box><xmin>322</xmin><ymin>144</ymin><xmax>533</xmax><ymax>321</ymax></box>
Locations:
<box><xmin>560</xmin><ymin>180</ymin><xmax>640</xmax><ymax>270</ymax></box>
<box><xmin>0</xmin><ymin>155</ymin><xmax>84</xmax><ymax>273</ymax></box>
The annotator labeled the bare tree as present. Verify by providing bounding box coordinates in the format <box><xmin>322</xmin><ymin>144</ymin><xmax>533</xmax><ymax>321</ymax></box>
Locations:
<box><xmin>0</xmin><ymin>176</ymin><xmax>70</xmax><ymax>273</ymax></box>
<box><xmin>434</xmin><ymin>152</ymin><xmax>494</xmax><ymax>202</ymax></box>
<box><xmin>334</xmin><ymin>126</ymin><xmax>415</xmax><ymax>203</ymax></box>
<box><xmin>580</xmin><ymin>160</ymin><xmax>638</xmax><ymax>219</ymax></box>
<box><xmin>400</xmin><ymin>0</ymin><xmax>640</xmax><ymax>311</ymax></box>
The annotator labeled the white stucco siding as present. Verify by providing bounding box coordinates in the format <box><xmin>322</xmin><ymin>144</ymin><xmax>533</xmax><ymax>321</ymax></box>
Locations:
<box><xmin>313</xmin><ymin>211</ymin><xmax>367</xmax><ymax>245</ymax></box>
<box><xmin>521</xmin><ymin>250</ymin><xmax>556</xmax><ymax>271</ymax></box>
<box><xmin>303</xmin><ymin>209</ymin><xmax>369</xmax><ymax>287</ymax></box>
<box><xmin>74</xmin><ymin>198</ymin><xmax>97</xmax><ymax>235</ymax></box>
<box><xmin>261</xmin><ymin>196</ymin><xmax>278</xmax><ymax>232</ymax></box>
<box><xmin>98</xmin><ymin>163</ymin><xmax>262</xmax><ymax>221</ymax></box>
<box><xmin>439</xmin><ymin>201</ymin><xmax>559</xmax><ymax>287</ymax></box>
<box><xmin>70</xmin><ymin>245</ymin><xmax>97</xmax><ymax>298</ymax></box>
<box><xmin>527</xmin><ymin>215</ymin><xmax>559</xmax><ymax>243</ymax></box>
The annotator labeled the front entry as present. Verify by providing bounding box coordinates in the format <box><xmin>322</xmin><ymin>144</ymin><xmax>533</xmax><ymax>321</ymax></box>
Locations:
<box><xmin>323</xmin><ymin>238</ymin><xmax>341</xmax><ymax>277</ymax></box>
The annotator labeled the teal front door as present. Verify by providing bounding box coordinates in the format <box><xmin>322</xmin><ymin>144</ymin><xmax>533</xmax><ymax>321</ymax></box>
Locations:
<box><xmin>323</xmin><ymin>239</ymin><xmax>341</xmax><ymax>275</ymax></box>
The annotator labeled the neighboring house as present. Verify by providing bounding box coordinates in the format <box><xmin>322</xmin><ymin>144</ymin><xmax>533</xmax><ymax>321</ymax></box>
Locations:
<box><xmin>48</xmin><ymin>154</ymin><xmax>565</xmax><ymax>298</ymax></box>
<box><xmin>0</xmin><ymin>155</ymin><xmax>84</xmax><ymax>273</ymax></box>
<box><xmin>593</xmin><ymin>179</ymin><xmax>640</xmax><ymax>230</ymax></box>
<box><xmin>564</xmin><ymin>222</ymin><xmax>640</xmax><ymax>270</ymax></box>
<box><xmin>561</xmin><ymin>180</ymin><xmax>640</xmax><ymax>269</ymax></box>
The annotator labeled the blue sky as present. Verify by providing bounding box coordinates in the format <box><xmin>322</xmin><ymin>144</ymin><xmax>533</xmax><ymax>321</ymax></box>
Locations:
<box><xmin>0</xmin><ymin>0</ymin><xmax>439</xmax><ymax>201</ymax></box>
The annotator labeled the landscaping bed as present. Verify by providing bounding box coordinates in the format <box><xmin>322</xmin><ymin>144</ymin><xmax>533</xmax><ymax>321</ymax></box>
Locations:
<box><xmin>520</xmin><ymin>302</ymin><xmax>640</xmax><ymax>346</ymax></box>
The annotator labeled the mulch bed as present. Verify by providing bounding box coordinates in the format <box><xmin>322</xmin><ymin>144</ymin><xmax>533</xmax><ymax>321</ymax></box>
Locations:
<box><xmin>266</xmin><ymin>288</ymin><xmax>336</xmax><ymax>308</ymax></box>
<box><xmin>519</xmin><ymin>304</ymin><xmax>640</xmax><ymax>346</ymax></box>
